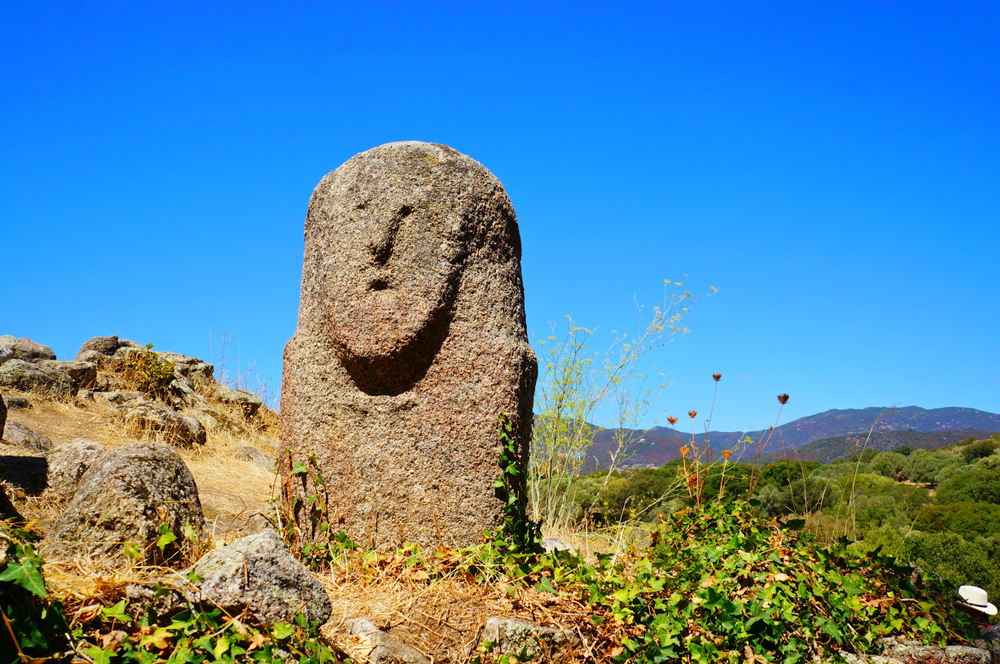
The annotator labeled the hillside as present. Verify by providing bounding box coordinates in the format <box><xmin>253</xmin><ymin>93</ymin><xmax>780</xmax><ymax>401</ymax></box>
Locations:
<box><xmin>758</xmin><ymin>428</ymin><xmax>999</xmax><ymax>464</ymax></box>
<box><xmin>583</xmin><ymin>406</ymin><xmax>1000</xmax><ymax>472</ymax></box>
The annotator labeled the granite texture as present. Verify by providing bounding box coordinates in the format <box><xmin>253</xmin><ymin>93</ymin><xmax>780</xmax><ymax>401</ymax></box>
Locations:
<box><xmin>281</xmin><ymin>141</ymin><xmax>536</xmax><ymax>549</ymax></box>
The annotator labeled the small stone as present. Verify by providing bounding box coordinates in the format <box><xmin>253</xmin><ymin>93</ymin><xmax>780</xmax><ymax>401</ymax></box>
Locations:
<box><xmin>338</xmin><ymin>617</ymin><xmax>431</xmax><ymax>664</ymax></box>
<box><xmin>46</xmin><ymin>438</ymin><xmax>106</xmax><ymax>497</ymax></box>
<box><xmin>481</xmin><ymin>617</ymin><xmax>579</xmax><ymax>661</ymax></box>
<box><xmin>3</xmin><ymin>422</ymin><xmax>54</xmax><ymax>452</ymax></box>
<box><xmin>542</xmin><ymin>537</ymin><xmax>575</xmax><ymax>554</ymax></box>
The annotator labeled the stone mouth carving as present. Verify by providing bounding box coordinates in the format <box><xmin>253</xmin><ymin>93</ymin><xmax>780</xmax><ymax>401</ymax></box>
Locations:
<box><xmin>323</xmin><ymin>195</ymin><xmax>467</xmax><ymax>397</ymax></box>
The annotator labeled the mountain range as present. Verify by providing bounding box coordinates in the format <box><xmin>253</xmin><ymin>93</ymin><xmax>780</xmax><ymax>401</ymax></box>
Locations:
<box><xmin>583</xmin><ymin>406</ymin><xmax>1000</xmax><ymax>472</ymax></box>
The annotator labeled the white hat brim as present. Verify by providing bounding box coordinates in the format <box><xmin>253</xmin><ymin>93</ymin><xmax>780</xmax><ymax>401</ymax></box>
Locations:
<box><xmin>960</xmin><ymin>600</ymin><xmax>998</xmax><ymax>616</ymax></box>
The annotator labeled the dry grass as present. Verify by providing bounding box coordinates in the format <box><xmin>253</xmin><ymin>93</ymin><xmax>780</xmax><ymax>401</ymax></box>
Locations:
<box><xmin>3</xmin><ymin>383</ymin><xmax>607</xmax><ymax>663</ymax></box>
<box><xmin>318</xmin><ymin>549</ymin><xmax>595</xmax><ymax>664</ymax></box>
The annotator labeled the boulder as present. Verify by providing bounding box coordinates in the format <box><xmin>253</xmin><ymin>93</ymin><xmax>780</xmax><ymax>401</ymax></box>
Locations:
<box><xmin>0</xmin><ymin>336</ymin><xmax>57</xmax><ymax>362</ymax></box>
<box><xmin>0</xmin><ymin>359</ymin><xmax>76</xmax><ymax>396</ymax></box>
<box><xmin>234</xmin><ymin>446</ymin><xmax>275</xmax><ymax>472</ymax></box>
<box><xmin>75</xmin><ymin>335</ymin><xmax>121</xmax><ymax>359</ymax></box>
<box><xmin>124</xmin><ymin>403</ymin><xmax>207</xmax><ymax>446</ymax></box>
<box><xmin>127</xmin><ymin>529</ymin><xmax>331</xmax><ymax>626</ymax></box>
<box><xmin>185</xmin><ymin>403</ymin><xmax>238</xmax><ymax>434</ymax></box>
<box><xmin>46</xmin><ymin>438</ymin><xmax>106</xmax><ymax>497</ymax></box>
<box><xmin>44</xmin><ymin>441</ymin><xmax>204</xmax><ymax>564</ymax></box>
<box><xmin>2</xmin><ymin>422</ymin><xmax>53</xmax><ymax>452</ymax></box>
<box><xmin>335</xmin><ymin>617</ymin><xmax>431</xmax><ymax>664</ymax></box>
<box><xmin>282</xmin><ymin>141</ymin><xmax>537</xmax><ymax>549</ymax></box>
<box><xmin>480</xmin><ymin>617</ymin><xmax>578</xmax><ymax>661</ymax></box>
<box><xmin>156</xmin><ymin>352</ymin><xmax>215</xmax><ymax>384</ymax></box>
<box><xmin>39</xmin><ymin>360</ymin><xmax>97</xmax><ymax>389</ymax></box>
<box><xmin>215</xmin><ymin>385</ymin><xmax>262</xmax><ymax>420</ymax></box>
<box><xmin>75</xmin><ymin>349</ymin><xmax>105</xmax><ymax>365</ymax></box>
<box><xmin>92</xmin><ymin>390</ymin><xmax>146</xmax><ymax>411</ymax></box>
<box><xmin>0</xmin><ymin>345</ymin><xmax>12</xmax><ymax>366</ymax></box>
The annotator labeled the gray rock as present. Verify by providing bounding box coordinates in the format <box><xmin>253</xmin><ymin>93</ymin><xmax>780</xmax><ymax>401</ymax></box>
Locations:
<box><xmin>124</xmin><ymin>402</ymin><xmax>207</xmax><ymax>446</ymax></box>
<box><xmin>156</xmin><ymin>352</ymin><xmax>215</xmax><ymax>384</ymax></box>
<box><xmin>0</xmin><ymin>359</ymin><xmax>76</xmax><ymax>396</ymax></box>
<box><xmin>0</xmin><ymin>345</ymin><xmax>12</xmax><ymax>366</ymax></box>
<box><xmin>118</xmin><ymin>339</ymin><xmax>145</xmax><ymax>350</ymax></box>
<box><xmin>839</xmin><ymin>638</ymin><xmax>994</xmax><ymax>664</ymax></box>
<box><xmin>46</xmin><ymin>438</ymin><xmax>106</xmax><ymax>497</ymax></box>
<box><xmin>44</xmin><ymin>441</ymin><xmax>204</xmax><ymax>564</ymax></box>
<box><xmin>75</xmin><ymin>349</ymin><xmax>105</xmax><ymax>365</ymax></box>
<box><xmin>234</xmin><ymin>446</ymin><xmax>275</xmax><ymax>472</ymax></box>
<box><xmin>282</xmin><ymin>141</ymin><xmax>537</xmax><ymax>549</ymax></box>
<box><xmin>481</xmin><ymin>617</ymin><xmax>578</xmax><ymax>661</ymax></box>
<box><xmin>127</xmin><ymin>529</ymin><xmax>331</xmax><ymax>626</ymax></box>
<box><xmin>3</xmin><ymin>422</ymin><xmax>54</xmax><ymax>452</ymax></box>
<box><xmin>185</xmin><ymin>403</ymin><xmax>238</xmax><ymax>434</ymax></box>
<box><xmin>0</xmin><ymin>336</ymin><xmax>57</xmax><ymax>362</ymax></box>
<box><xmin>39</xmin><ymin>360</ymin><xmax>97</xmax><ymax>389</ymax></box>
<box><xmin>92</xmin><ymin>390</ymin><xmax>146</xmax><ymax>411</ymax></box>
<box><xmin>542</xmin><ymin>537</ymin><xmax>575</xmax><ymax>554</ymax></box>
<box><xmin>215</xmin><ymin>384</ymin><xmax>262</xmax><ymax>420</ymax></box>
<box><xmin>75</xmin><ymin>335</ymin><xmax>121</xmax><ymax>359</ymax></box>
<box><xmin>339</xmin><ymin>618</ymin><xmax>431</xmax><ymax>664</ymax></box>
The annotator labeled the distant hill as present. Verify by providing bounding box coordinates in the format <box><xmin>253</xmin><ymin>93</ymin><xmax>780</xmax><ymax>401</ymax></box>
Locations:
<box><xmin>582</xmin><ymin>406</ymin><xmax>1000</xmax><ymax>472</ymax></box>
<box><xmin>758</xmin><ymin>429</ymin><xmax>999</xmax><ymax>465</ymax></box>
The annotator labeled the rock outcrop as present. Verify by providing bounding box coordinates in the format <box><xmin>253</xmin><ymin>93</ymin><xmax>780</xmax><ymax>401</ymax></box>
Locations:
<box><xmin>0</xmin><ymin>359</ymin><xmax>76</xmax><ymax>396</ymax></box>
<box><xmin>0</xmin><ymin>336</ymin><xmax>57</xmax><ymax>363</ymax></box>
<box><xmin>44</xmin><ymin>441</ymin><xmax>204</xmax><ymax>564</ymax></box>
<box><xmin>282</xmin><ymin>141</ymin><xmax>537</xmax><ymax>549</ymax></box>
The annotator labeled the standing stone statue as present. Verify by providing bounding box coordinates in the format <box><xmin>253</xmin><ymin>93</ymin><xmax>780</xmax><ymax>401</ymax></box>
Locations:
<box><xmin>282</xmin><ymin>141</ymin><xmax>537</xmax><ymax>549</ymax></box>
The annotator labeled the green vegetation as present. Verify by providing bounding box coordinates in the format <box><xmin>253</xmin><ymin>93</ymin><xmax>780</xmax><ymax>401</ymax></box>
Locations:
<box><xmin>105</xmin><ymin>343</ymin><xmax>176</xmax><ymax>396</ymax></box>
<box><xmin>533</xmin><ymin>431</ymin><xmax>1000</xmax><ymax>604</ymax></box>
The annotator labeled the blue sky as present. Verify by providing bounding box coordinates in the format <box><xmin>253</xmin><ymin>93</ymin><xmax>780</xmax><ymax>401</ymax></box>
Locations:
<box><xmin>2</xmin><ymin>2</ymin><xmax>998</xmax><ymax>432</ymax></box>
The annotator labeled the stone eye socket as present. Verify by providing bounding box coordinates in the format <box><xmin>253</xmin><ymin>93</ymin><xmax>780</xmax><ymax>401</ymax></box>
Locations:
<box><xmin>370</xmin><ymin>279</ymin><xmax>389</xmax><ymax>291</ymax></box>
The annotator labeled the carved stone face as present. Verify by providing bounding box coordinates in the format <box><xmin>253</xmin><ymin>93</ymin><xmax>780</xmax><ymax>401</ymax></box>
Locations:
<box><xmin>321</xmin><ymin>181</ymin><xmax>470</xmax><ymax>394</ymax></box>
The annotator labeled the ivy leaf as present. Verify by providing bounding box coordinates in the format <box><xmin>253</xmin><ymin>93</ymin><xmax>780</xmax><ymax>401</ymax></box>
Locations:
<box><xmin>156</xmin><ymin>524</ymin><xmax>178</xmax><ymax>552</ymax></box>
<box><xmin>101</xmin><ymin>600</ymin><xmax>132</xmax><ymax>623</ymax></box>
<box><xmin>213</xmin><ymin>637</ymin><xmax>231</xmax><ymax>659</ymax></box>
<box><xmin>534</xmin><ymin>577</ymin><xmax>557</xmax><ymax>594</ymax></box>
<box><xmin>271</xmin><ymin>622</ymin><xmax>295</xmax><ymax>640</ymax></box>
<box><xmin>290</xmin><ymin>461</ymin><xmax>309</xmax><ymax>476</ymax></box>
<box><xmin>0</xmin><ymin>558</ymin><xmax>47</xmax><ymax>597</ymax></box>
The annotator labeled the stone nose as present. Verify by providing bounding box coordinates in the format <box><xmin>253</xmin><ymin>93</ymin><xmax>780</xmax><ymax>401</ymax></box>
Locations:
<box><xmin>366</xmin><ymin>205</ymin><xmax>412</xmax><ymax>266</ymax></box>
